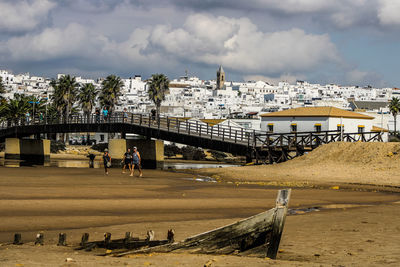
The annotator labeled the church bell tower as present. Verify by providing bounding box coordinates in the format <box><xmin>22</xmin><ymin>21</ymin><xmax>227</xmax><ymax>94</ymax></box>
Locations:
<box><xmin>216</xmin><ymin>65</ymin><xmax>225</xmax><ymax>89</ymax></box>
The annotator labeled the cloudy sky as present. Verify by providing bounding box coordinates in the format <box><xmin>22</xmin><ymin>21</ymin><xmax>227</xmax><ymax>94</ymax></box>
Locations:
<box><xmin>0</xmin><ymin>0</ymin><xmax>399</xmax><ymax>86</ymax></box>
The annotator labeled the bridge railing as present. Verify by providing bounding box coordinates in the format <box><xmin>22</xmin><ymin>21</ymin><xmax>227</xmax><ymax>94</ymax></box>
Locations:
<box><xmin>126</xmin><ymin>114</ymin><xmax>263</xmax><ymax>145</ymax></box>
<box><xmin>254</xmin><ymin>130</ymin><xmax>383</xmax><ymax>148</ymax></box>
<box><xmin>0</xmin><ymin>113</ymin><xmax>261</xmax><ymax>146</ymax></box>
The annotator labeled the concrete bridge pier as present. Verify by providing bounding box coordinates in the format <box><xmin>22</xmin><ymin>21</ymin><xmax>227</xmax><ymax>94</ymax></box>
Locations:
<box><xmin>109</xmin><ymin>139</ymin><xmax>164</xmax><ymax>169</ymax></box>
<box><xmin>5</xmin><ymin>138</ymin><xmax>50</xmax><ymax>165</ymax></box>
<box><xmin>245</xmin><ymin>148</ymin><xmax>254</xmax><ymax>164</ymax></box>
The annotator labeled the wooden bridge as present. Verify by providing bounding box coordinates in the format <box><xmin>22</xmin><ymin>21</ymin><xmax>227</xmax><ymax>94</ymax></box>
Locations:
<box><xmin>0</xmin><ymin>114</ymin><xmax>384</xmax><ymax>163</ymax></box>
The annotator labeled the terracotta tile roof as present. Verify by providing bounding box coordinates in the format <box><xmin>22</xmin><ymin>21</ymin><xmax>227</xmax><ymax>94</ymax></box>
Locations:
<box><xmin>260</xmin><ymin>107</ymin><xmax>374</xmax><ymax>120</ymax></box>
<box><xmin>371</xmin><ymin>126</ymin><xmax>389</xmax><ymax>132</ymax></box>
<box><xmin>200</xmin><ymin>119</ymin><xmax>226</xmax><ymax>126</ymax></box>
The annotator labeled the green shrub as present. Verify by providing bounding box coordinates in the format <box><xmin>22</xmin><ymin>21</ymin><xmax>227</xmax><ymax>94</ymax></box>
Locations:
<box><xmin>91</xmin><ymin>143</ymin><xmax>108</xmax><ymax>152</ymax></box>
<box><xmin>181</xmin><ymin>146</ymin><xmax>206</xmax><ymax>160</ymax></box>
<box><xmin>50</xmin><ymin>140</ymin><xmax>66</xmax><ymax>153</ymax></box>
<box><xmin>164</xmin><ymin>143</ymin><xmax>181</xmax><ymax>158</ymax></box>
<box><xmin>209</xmin><ymin>150</ymin><xmax>227</xmax><ymax>161</ymax></box>
<box><xmin>389</xmin><ymin>136</ymin><xmax>400</xmax><ymax>142</ymax></box>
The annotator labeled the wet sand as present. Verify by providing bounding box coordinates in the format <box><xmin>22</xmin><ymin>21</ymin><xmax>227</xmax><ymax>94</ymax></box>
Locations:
<box><xmin>0</xmin><ymin>166</ymin><xmax>399</xmax><ymax>266</ymax></box>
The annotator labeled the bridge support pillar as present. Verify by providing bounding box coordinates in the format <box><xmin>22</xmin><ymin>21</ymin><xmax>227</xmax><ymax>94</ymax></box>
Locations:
<box><xmin>108</xmin><ymin>139</ymin><xmax>127</xmax><ymax>166</ymax></box>
<box><xmin>128</xmin><ymin>139</ymin><xmax>164</xmax><ymax>169</ymax></box>
<box><xmin>5</xmin><ymin>138</ymin><xmax>50</xmax><ymax>165</ymax></box>
<box><xmin>245</xmin><ymin>154</ymin><xmax>252</xmax><ymax>164</ymax></box>
<box><xmin>108</xmin><ymin>139</ymin><xmax>164</xmax><ymax>169</ymax></box>
<box><xmin>245</xmin><ymin>149</ymin><xmax>253</xmax><ymax>164</ymax></box>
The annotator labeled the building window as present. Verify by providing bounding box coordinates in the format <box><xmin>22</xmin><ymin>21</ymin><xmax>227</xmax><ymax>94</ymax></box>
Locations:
<box><xmin>100</xmin><ymin>134</ymin><xmax>104</xmax><ymax>142</ymax></box>
<box><xmin>267</xmin><ymin>123</ymin><xmax>274</xmax><ymax>132</ymax></box>
<box><xmin>358</xmin><ymin>125</ymin><xmax>365</xmax><ymax>133</ymax></box>
<box><xmin>291</xmin><ymin>123</ymin><xmax>297</xmax><ymax>132</ymax></box>
<box><xmin>337</xmin><ymin>124</ymin><xmax>344</xmax><ymax>132</ymax></box>
<box><xmin>314</xmin><ymin>123</ymin><xmax>321</xmax><ymax>132</ymax></box>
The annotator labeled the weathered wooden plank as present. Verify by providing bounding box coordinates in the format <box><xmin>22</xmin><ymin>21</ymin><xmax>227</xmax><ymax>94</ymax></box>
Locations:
<box><xmin>77</xmin><ymin>231</ymin><xmax>172</xmax><ymax>251</ymax></box>
<box><xmin>266</xmin><ymin>189</ymin><xmax>291</xmax><ymax>259</ymax></box>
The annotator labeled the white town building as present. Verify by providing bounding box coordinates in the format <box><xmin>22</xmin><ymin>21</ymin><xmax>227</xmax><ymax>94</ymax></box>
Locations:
<box><xmin>260</xmin><ymin>107</ymin><xmax>380</xmax><ymax>135</ymax></box>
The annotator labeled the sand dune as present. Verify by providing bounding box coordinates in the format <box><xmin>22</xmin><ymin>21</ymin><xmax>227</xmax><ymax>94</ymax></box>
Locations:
<box><xmin>191</xmin><ymin>142</ymin><xmax>400</xmax><ymax>188</ymax></box>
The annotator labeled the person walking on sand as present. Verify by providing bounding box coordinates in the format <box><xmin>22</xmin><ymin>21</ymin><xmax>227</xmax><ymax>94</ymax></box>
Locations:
<box><xmin>130</xmin><ymin>146</ymin><xmax>142</xmax><ymax>177</ymax></box>
<box><xmin>122</xmin><ymin>148</ymin><xmax>132</xmax><ymax>174</ymax></box>
<box><xmin>103</xmin><ymin>149</ymin><xmax>111</xmax><ymax>175</ymax></box>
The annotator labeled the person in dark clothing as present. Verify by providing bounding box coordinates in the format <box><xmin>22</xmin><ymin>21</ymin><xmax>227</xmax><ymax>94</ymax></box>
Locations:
<box><xmin>95</xmin><ymin>109</ymin><xmax>100</xmax><ymax>123</ymax></box>
<box><xmin>130</xmin><ymin>146</ymin><xmax>142</xmax><ymax>177</ymax></box>
<box><xmin>87</xmin><ymin>153</ymin><xmax>96</xmax><ymax>168</ymax></box>
<box><xmin>122</xmin><ymin>148</ymin><xmax>132</xmax><ymax>174</ymax></box>
<box><xmin>103</xmin><ymin>149</ymin><xmax>111</xmax><ymax>175</ymax></box>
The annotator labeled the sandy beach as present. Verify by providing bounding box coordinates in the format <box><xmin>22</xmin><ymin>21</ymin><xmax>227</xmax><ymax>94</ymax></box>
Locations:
<box><xmin>0</xmin><ymin>142</ymin><xmax>400</xmax><ymax>266</ymax></box>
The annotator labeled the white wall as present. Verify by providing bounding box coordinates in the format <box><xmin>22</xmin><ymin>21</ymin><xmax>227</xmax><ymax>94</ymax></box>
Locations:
<box><xmin>233</xmin><ymin>119</ymin><xmax>261</xmax><ymax>131</ymax></box>
<box><xmin>261</xmin><ymin>116</ymin><xmax>374</xmax><ymax>133</ymax></box>
<box><xmin>327</xmin><ymin>117</ymin><xmax>373</xmax><ymax>133</ymax></box>
<box><xmin>261</xmin><ymin>117</ymin><xmax>329</xmax><ymax>133</ymax></box>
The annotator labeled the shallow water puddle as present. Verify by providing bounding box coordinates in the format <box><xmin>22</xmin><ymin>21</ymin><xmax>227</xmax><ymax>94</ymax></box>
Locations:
<box><xmin>288</xmin><ymin>203</ymin><xmax>373</xmax><ymax>215</ymax></box>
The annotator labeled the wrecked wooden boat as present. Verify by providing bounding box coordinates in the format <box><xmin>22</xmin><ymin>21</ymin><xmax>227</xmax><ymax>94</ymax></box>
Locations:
<box><xmin>112</xmin><ymin>189</ymin><xmax>291</xmax><ymax>259</ymax></box>
<box><xmin>77</xmin><ymin>230</ymin><xmax>174</xmax><ymax>251</ymax></box>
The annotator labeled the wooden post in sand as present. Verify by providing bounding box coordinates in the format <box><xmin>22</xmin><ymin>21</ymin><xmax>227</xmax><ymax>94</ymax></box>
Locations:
<box><xmin>124</xmin><ymin>232</ymin><xmax>133</xmax><ymax>246</ymax></box>
<box><xmin>266</xmin><ymin>189</ymin><xmax>291</xmax><ymax>259</ymax></box>
<box><xmin>58</xmin><ymin>233</ymin><xmax>67</xmax><ymax>246</ymax></box>
<box><xmin>146</xmin><ymin>230</ymin><xmax>155</xmax><ymax>241</ymax></box>
<box><xmin>104</xmin><ymin>232</ymin><xmax>112</xmax><ymax>248</ymax></box>
<box><xmin>167</xmin><ymin>229</ymin><xmax>175</xmax><ymax>243</ymax></box>
<box><xmin>80</xmin><ymin>233</ymin><xmax>89</xmax><ymax>246</ymax></box>
<box><xmin>13</xmin><ymin>233</ymin><xmax>22</xmax><ymax>245</ymax></box>
<box><xmin>35</xmin><ymin>232</ymin><xmax>44</xmax><ymax>245</ymax></box>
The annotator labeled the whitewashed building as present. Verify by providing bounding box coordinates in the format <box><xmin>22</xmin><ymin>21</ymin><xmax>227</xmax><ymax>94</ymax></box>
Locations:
<box><xmin>260</xmin><ymin>107</ymin><xmax>377</xmax><ymax>134</ymax></box>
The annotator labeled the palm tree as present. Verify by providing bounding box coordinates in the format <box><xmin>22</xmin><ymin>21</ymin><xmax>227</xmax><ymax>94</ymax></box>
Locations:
<box><xmin>147</xmin><ymin>74</ymin><xmax>169</xmax><ymax>120</ymax></box>
<box><xmin>99</xmin><ymin>75</ymin><xmax>124</xmax><ymax>117</ymax></box>
<box><xmin>26</xmin><ymin>95</ymin><xmax>46</xmax><ymax>118</ymax></box>
<box><xmin>50</xmin><ymin>75</ymin><xmax>78</xmax><ymax>122</ymax></box>
<box><xmin>78</xmin><ymin>83</ymin><xmax>98</xmax><ymax>121</ymax></box>
<box><xmin>50</xmin><ymin>80</ymin><xmax>65</xmax><ymax>116</ymax></box>
<box><xmin>0</xmin><ymin>77</ymin><xmax>5</xmax><ymax>95</ymax></box>
<box><xmin>0</xmin><ymin>103</ymin><xmax>5</xmax><ymax>122</ymax></box>
<box><xmin>0</xmin><ymin>77</ymin><xmax>6</xmax><ymax>119</ymax></box>
<box><xmin>2</xmin><ymin>94</ymin><xmax>31</xmax><ymax>126</ymax></box>
<box><xmin>389</xmin><ymin>97</ymin><xmax>400</xmax><ymax>134</ymax></box>
<box><xmin>50</xmin><ymin>75</ymin><xmax>78</xmax><ymax>142</ymax></box>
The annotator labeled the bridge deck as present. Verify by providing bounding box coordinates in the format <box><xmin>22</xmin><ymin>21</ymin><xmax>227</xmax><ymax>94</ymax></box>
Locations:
<box><xmin>0</xmin><ymin>114</ymin><xmax>384</xmax><ymax>160</ymax></box>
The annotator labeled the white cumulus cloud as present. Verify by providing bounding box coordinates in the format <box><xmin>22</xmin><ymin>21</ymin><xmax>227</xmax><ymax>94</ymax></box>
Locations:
<box><xmin>4</xmin><ymin>23</ymin><xmax>110</xmax><ymax>60</ymax></box>
<box><xmin>1</xmin><ymin>13</ymin><xmax>379</xmax><ymax>86</ymax></box>
<box><xmin>0</xmin><ymin>0</ymin><xmax>56</xmax><ymax>32</ymax></box>
<box><xmin>377</xmin><ymin>0</ymin><xmax>400</xmax><ymax>26</ymax></box>
<box><xmin>142</xmin><ymin>14</ymin><xmax>341</xmax><ymax>75</ymax></box>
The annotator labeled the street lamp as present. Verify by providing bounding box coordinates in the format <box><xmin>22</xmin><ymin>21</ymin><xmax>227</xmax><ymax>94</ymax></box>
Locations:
<box><xmin>29</xmin><ymin>97</ymin><xmax>48</xmax><ymax>122</ymax></box>
<box><xmin>28</xmin><ymin>100</ymin><xmax>40</xmax><ymax>119</ymax></box>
